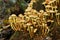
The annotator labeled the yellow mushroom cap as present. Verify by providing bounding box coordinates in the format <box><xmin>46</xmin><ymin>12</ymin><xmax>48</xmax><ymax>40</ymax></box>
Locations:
<box><xmin>39</xmin><ymin>10</ymin><xmax>44</xmax><ymax>13</ymax></box>
<box><xmin>19</xmin><ymin>14</ymin><xmax>23</xmax><ymax>17</ymax></box>
<box><xmin>26</xmin><ymin>23</ymin><xmax>32</xmax><ymax>26</ymax></box>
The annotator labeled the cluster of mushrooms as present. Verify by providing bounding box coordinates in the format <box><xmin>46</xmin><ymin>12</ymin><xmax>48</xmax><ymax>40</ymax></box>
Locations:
<box><xmin>9</xmin><ymin>8</ymin><xmax>49</xmax><ymax>38</ymax></box>
<box><xmin>8</xmin><ymin>0</ymin><xmax>50</xmax><ymax>38</ymax></box>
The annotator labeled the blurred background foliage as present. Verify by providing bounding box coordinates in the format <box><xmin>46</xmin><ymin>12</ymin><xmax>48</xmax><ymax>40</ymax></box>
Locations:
<box><xmin>0</xmin><ymin>0</ymin><xmax>30</xmax><ymax>26</ymax></box>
